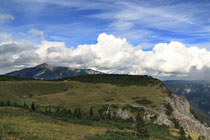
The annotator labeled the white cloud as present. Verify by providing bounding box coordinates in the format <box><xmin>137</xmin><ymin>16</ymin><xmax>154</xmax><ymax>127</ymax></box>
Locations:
<box><xmin>0</xmin><ymin>33</ymin><xmax>12</xmax><ymax>43</ymax></box>
<box><xmin>141</xmin><ymin>42</ymin><xmax>210</xmax><ymax>73</ymax></box>
<box><xmin>28</xmin><ymin>29</ymin><xmax>45</xmax><ymax>40</ymax></box>
<box><xmin>0</xmin><ymin>13</ymin><xmax>14</xmax><ymax>23</ymax></box>
<box><xmin>1</xmin><ymin>32</ymin><xmax>210</xmax><ymax>80</ymax></box>
<box><xmin>109</xmin><ymin>20</ymin><xmax>134</xmax><ymax>31</ymax></box>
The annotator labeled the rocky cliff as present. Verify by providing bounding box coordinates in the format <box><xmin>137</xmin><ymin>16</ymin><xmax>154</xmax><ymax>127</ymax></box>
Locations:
<box><xmin>115</xmin><ymin>83</ymin><xmax>210</xmax><ymax>139</ymax></box>
<box><xmin>164</xmin><ymin>94</ymin><xmax>210</xmax><ymax>139</ymax></box>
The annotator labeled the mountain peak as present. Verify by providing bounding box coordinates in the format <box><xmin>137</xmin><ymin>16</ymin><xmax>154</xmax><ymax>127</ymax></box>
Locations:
<box><xmin>37</xmin><ymin>63</ymin><xmax>49</xmax><ymax>67</ymax></box>
<box><xmin>5</xmin><ymin>63</ymin><xmax>103</xmax><ymax>80</ymax></box>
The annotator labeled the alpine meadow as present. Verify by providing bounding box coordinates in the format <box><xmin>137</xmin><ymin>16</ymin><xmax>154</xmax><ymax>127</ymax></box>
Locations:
<box><xmin>1</xmin><ymin>0</ymin><xmax>210</xmax><ymax>140</ymax></box>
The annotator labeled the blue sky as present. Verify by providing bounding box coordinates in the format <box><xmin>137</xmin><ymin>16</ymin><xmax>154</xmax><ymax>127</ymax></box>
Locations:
<box><xmin>1</xmin><ymin>0</ymin><xmax>210</xmax><ymax>49</ymax></box>
<box><xmin>1</xmin><ymin>0</ymin><xmax>210</xmax><ymax>80</ymax></box>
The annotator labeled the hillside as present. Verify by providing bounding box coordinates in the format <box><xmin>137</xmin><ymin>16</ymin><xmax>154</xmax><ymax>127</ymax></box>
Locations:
<box><xmin>5</xmin><ymin>63</ymin><xmax>103</xmax><ymax>80</ymax></box>
<box><xmin>0</xmin><ymin>75</ymin><xmax>31</xmax><ymax>81</ymax></box>
<box><xmin>0</xmin><ymin>74</ymin><xmax>209</xmax><ymax>139</ymax></box>
<box><xmin>0</xmin><ymin>107</ymin><xmax>108</xmax><ymax>139</ymax></box>
<box><xmin>0</xmin><ymin>74</ymin><xmax>167</xmax><ymax>111</ymax></box>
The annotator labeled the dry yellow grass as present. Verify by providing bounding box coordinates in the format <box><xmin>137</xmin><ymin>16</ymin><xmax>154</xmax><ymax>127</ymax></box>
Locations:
<box><xmin>170</xmin><ymin>128</ymin><xmax>200</xmax><ymax>140</ymax></box>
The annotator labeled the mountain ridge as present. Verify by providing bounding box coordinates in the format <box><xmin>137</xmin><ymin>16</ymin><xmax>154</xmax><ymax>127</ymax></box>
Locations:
<box><xmin>5</xmin><ymin>63</ymin><xmax>103</xmax><ymax>80</ymax></box>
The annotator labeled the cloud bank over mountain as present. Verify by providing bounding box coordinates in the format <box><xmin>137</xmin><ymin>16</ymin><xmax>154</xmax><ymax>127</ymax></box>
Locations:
<box><xmin>1</xmin><ymin>32</ymin><xmax>210</xmax><ymax>80</ymax></box>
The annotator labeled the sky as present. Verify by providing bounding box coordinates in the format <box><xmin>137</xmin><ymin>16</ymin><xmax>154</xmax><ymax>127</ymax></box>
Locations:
<box><xmin>0</xmin><ymin>0</ymin><xmax>210</xmax><ymax>80</ymax></box>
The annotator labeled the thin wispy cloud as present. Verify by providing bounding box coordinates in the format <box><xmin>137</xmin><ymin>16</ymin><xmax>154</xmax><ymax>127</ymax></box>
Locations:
<box><xmin>0</xmin><ymin>13</ymin><xmax>14</xmax><ymax>23</ymax></box>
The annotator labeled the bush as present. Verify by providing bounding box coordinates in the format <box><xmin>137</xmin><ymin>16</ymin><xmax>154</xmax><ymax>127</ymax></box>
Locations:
<box><xmin>172</xmin><ymin>118</ymin><xmax>180</xmax><ymax>129</ymax></box>
<box><xmin>165</xmin><ymin>103</ymin><xmax>173</xmax><ymax>116</ymax></box>
<box><xmin>135</xmin><ymin>99</ymin><xmax>153</xmax><ymax>105</ymax></box>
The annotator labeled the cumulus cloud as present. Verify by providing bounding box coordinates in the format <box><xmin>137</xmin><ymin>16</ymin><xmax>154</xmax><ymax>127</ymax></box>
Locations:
<box><xmin>0</xmin><ymin>13</ymin><xmax>14</xmax><ymax>23</ymax></box>
<box><xmin>0</xmin><ymin>35</ymin><xmax>41</xmax><ymax>73</ymax></box>
<box><xmin>28</xmin><ymin>29</ymin><xmax>45</xmax><ymax>40</ymax></box>
<box><xmin>141</xmin><ymin>42</ymin><xmax>210</xmax><ymax>74</ymax></box>
<box><xmin>1</xmin><ymin>32</ymin><xmax>210</xmax><ymax>80</ymax></box>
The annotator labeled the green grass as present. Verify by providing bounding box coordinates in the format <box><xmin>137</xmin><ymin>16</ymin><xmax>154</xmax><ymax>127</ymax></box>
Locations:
<box><xmin>0</xmin><ymin>75</ymin><xmax>177</xmax><ymax>139</ymax></box>
<box><xmin>67</xmin><ymin>92</ymin><xmax>77</xmax><ymax>96</ymax></box>
<box><xmin>0</xmin><ymin>75</ymin><xmax>31</xmax><ymax>81</ymax></box>
<box><xmin>87</xmin><ymin>123</ymin><xmax>179</xmax><ymax>140</ymax></box>
<box><xmin>0</xmin><ymin>107</ymin><xmax>108</xmax><ymax>140</ymax></box>
<box><xmin>0</xmin><ymin>106</ymin><xmax>180</xmax><ymax>140</ymax></box>
<box><xmin>0</xmin><ymin>78</ymin><xmax>168</xmax><ymax>111</ymax></box>
<box><xmin>0</xmin><ymin>81</ymin><xmax>70</xmax><ymax>100</ymax></box>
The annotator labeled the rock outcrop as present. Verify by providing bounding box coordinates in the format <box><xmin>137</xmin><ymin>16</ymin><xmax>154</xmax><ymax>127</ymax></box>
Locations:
<box><xmin>164</xmin><ymin>94</ymin><xmax>210</xmax><ymax>139</ymax></box>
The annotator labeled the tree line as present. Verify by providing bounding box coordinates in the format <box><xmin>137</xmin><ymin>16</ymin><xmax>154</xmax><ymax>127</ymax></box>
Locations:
<box><xmin>0</xmin><ymin>100</ymin><xmax>204</xmax><ymax>140</ymax></box>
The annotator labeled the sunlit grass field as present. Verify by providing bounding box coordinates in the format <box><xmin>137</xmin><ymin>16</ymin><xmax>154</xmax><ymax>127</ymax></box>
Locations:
<box><xmin>0</xmin><ymin>107</ymin><xmax>107</xmax><ymax>140</ymax></box>
<box><xmin>0</xmin><ymin>75</ymin><xmax>191</xmax><ymax>140</ymax></box>
<box><xmin>0</xmin><ymin>80</ymin><xmax>167</xmax><ymax>111</ymax></box>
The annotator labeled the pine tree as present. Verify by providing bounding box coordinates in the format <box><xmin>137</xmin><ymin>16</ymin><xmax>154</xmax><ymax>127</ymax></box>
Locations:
<box><xmin>48</xmin><ymin>105</ymin><xmax>52</xmax><ymax>114</ymax></box>
<box><xmin>89</xmin><ymin>106</ymin><xmax>94</xmax><ymax>118</ymax></box>
<box><xmin>6</xmin><ymin>100</ymin><xmax>10</xmax><ymax>106</ymax></box>
<box><xmin>172</xmin><ymin>118</ymin><xmax>180</xmax><ymax>129</ymax></box>
<box><xmin>187</xmin><ymin>135</ymin><xmax>192</xmax><ymax>140</ymax></box>
<box><xmin>68</xmin><ymin>109</ymin><xmax>73</xmax><ymax>116</ymax></box>
<box><xmin>107</xmin><ymin>109</ymin><xmax>111</xmax><ymax>120</ymax></box>
<box><xmin>61</xmin><ymin>108</ymin><xmax>67</xmax><ymax>115</ymax></box>
<box><xmin>135</xmin><ymin>112</ymin><xmax>149</xmax><ymax>138</ymax></box>
<box><xmin>13</xmin><ymin>102</ymin><xmax>18</xmax><ymax>107</ymax></box>
<box><xmin>0</xmin><ymin>101</ymin><xmax>4</xmax><ymax>106</ymax></box>
<box><xmin>198</xmin><ymin>135</ymin><xmax>205</xmax><ymax>140</ymax></box>
<box><xmin>23</xmin><ymin>102</ymin><xmax>28</xmax><ymax>109</ymax></box>
<box><xmin>179</xmin><ymin>126</ymin><xmax>187</xmax><ymax>140</ymax></box>
<box><xmin>56</xmin><ymin>106</ymin><xmax>60</xmax><ymax>113</ymax></box>
<box><xmin>74</xmin><ymin>108</ymin><xmax>82</xmax><ymax>119</ymax></box>
<box><xmin>31</xmin><ymin>102</ymin><xmax>36</xmax><ymax>111</ymax></box>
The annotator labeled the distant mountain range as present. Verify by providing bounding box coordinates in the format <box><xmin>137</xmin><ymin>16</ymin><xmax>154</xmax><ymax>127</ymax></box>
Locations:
<box><xmin>5</xmin><ymin>63</ymin><xmax>103</xmax><ymax>80</ymax></box>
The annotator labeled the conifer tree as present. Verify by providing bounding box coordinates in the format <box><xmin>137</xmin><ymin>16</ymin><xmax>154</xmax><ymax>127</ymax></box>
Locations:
<box><xmin>31</xmin><ymin>102</ymin><xmax>36</xmax><ymax>111</ymax></box>
<box><xmin>48</xmin><ymin>106</ymin><xmax>52</xmax><ymax>114</ymax></box>
<box><xmin>89</xmin><ymin>106</ymin><xmax>94</xmax><ymax>118</ymax></box>
<box><xmin>179</xmin><ymin>126</ymin><xmax>187</xmax><ymax>140</ymax></box>
<box><xmin>0</xmin><ymin>101</ymin><xmax>4</xmax><ymax>106</ymax></box>
<box><xmin>107</xmin><ymin>109</ymin><xmax>111</xmax><ymax>120</ymax></box>
<box><xmin>68</xmin><ymin>109</ymin><xmax>73</xmax><ymax>116</ymax></box>
<box><xmin>13</xmin><ymin>102</ymin><xmax>18</xmax><ymax>107</ymax></box>
<box><xmin>187</xmin><ymin>135</ymin><xmax>192</xmax><ymax>140</ymax></box>
<box><xmin>135</xmin><ymin>112</ymin><xmax>149</xmax><ymax>138</ymax></box>
<box><xmin>7</xmin><ymin>100</ymin><xmax>10</xmax><ymax>106</ymax></box>
<box><xmin>56</xmin><ymin>106</ymin><xmax>60</xmax><ymax>113</ymax></box>
<box><xmin>23</xmin><ymin>102</ymin><xmax>28</xmax><ymax>109</ymax></box>
<box><xmin>198</xmin><ymin>135</ymin><xmax>205</xmax><ymax>140</ymax></box>
<box><xmin>74</xmin><ymin>108</ymin><xmax>82</xmax><ymax>119</ymax></box>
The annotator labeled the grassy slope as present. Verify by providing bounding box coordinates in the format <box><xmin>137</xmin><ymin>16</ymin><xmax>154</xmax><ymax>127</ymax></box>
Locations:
<box><xmin>0</xmin><ymin>75</ymin><xmax>30</xmax><ymax>81</ymax></box>
<box><xmin>0</xmin><ymin>107</ymin><xmax>107</xmax><ymax>140</ymax></box>
<box><xmin>0</xmin><ymin>107</ymin><xmax>200</xmax><ymax>140</ymax></box>
<box><xmin>0</xmin><ymin>75</ymin><xmax>168</xmax><ymax>111</ymax></box>
<box><xmin>1</xmin><ymin>75</ymin><xmax>195</xmax><ymax>139</ymax></box>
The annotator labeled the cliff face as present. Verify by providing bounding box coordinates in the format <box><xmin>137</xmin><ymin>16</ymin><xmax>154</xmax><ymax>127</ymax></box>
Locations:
<box><xmin>164</xmin><ymin>80</ymin><xmax>210</xmax><ymax>117</ymax></box>
<box><xmin>115</xmin><ymin>82</ymin><xmax>210</xmax><ymax>139</ymax></box>
<box><xmin>164</xmin><ymin>94</ymin><xmax>210</xmax><ymax>139</ymax></box>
